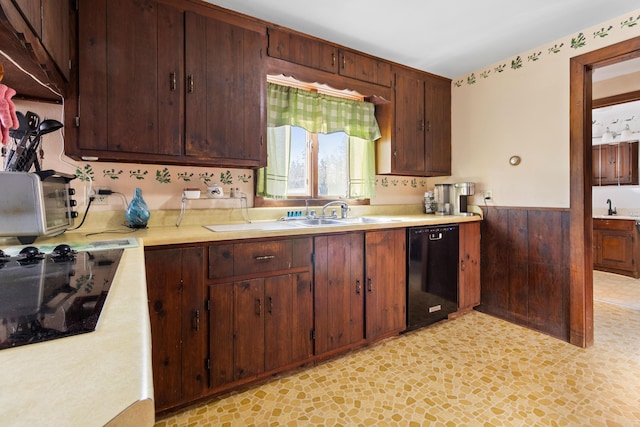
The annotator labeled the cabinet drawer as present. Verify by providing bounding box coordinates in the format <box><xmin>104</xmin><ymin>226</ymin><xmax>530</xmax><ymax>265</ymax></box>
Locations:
<box><xmin>210</xmin><ymin>242</ymin><xmax>292</xmax><ymax>279</ymax></box>
<box><xmin>594</xmin><ymin>219</ymin><xmax>636</xmax><ymax>232</ymax></box>
<box><xmin>234</xmin><ymin>240</ymin><xmax>292</xmax><ymax>275</ymax></box>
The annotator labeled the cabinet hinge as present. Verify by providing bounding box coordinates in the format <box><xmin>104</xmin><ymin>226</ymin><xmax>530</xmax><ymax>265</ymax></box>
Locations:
<box><xmin>310</xmin><ymin>329</ymin><xmax>315</xmax><ymax>340</ymax></box>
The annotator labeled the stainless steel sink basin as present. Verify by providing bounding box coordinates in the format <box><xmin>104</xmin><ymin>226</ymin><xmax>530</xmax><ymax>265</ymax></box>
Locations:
<box><xmin>287</xmin><ymin>216</ymin><xmax>403</xmax><ymax>228</ymax></box>
<box><xmin>288</xmin><ymin>218</ymin><xmax>346</xmax><ymax>227</ymax></box>
<box><xmin>340</xmin><ymin>216</ymin><xmax>402</xmax><ymax>224</ymax></box>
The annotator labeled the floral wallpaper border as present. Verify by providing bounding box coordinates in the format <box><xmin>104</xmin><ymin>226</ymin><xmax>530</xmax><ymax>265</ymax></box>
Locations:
<box><xmin>75</xmin><ymin>164</ymin><xmax>252</xmax><ymax>186</ymax></box>
<box><xmin>74</xmin><ymin>164</ymin><xmax>429</xmax><ymax>189</ymax></box>
<box><xmin>454</xmin><ymin>14</ymin><xmax>640</xmax><ymax>88</ymax></box>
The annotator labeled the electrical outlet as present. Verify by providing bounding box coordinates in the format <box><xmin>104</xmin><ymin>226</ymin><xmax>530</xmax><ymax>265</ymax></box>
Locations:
<box><xmin>483</xmin><ymin>190</ymin><xmax>493</xmax><ymax>200</ymax></box>
<box><xmin>93</xmin><ymin>187</ymin><xmax>110</xmax><ymax>205</ymax></box>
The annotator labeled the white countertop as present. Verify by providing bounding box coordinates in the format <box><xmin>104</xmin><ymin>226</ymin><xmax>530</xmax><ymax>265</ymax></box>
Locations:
<box><xmin>0</xmin><ymin>242</ymin><xmax>154</xmax><ymax>427</ymax></box>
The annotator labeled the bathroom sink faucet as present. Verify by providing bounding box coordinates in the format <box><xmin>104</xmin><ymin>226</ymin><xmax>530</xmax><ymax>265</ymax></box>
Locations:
<box><xmin>606</xmin><ymin>199</ymin><xmax>617</xmax><ymax>216</ymax></box>
<box><xmin>321</xmin><ymin>200</ymin><xmax>349</xmax><ymax>219</ymax></box>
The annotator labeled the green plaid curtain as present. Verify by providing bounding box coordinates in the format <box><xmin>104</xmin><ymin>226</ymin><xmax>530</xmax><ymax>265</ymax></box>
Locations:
<box><xmin>258</xmin><ymin>83</ymin><xmax>379</xmax><ymax>198</ymax></box>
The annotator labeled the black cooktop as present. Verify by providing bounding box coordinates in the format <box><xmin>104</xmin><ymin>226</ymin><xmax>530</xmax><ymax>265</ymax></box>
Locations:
<box><xmin>0</xmin><ymin>245</ymin><xmax>123</xmax><ymax>350</ymax></box>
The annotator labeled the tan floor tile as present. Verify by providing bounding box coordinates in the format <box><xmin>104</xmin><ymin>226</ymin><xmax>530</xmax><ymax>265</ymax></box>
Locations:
<box><xmin>157</xmin><ymin>275</ymin><xmax>640</xmax><ymax>427</ymax></box>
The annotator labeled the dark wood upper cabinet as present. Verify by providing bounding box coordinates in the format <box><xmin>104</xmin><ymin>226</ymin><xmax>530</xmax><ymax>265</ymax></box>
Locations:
<box><xmin>73</xmin><ymin>0</ymin><xmax>183</xmax><ymax>156</ymax></box>
<box><xmin>185</xmin><ymin>11</ymin><xmax>266</xmax><ymax>167</ymax></box>
<box><xmin>592</xmin><ymin>141</ymin><xmax>639</xmax><ymax>186</ymax></box>
<box><xmin>339</xmin><ymin>49</ymin><xmax>392</xmax><ymax>87</ymax></box>
<box><xmin>267</xmin><ymin>27</ymin><xmax>392</xmax><ymax>88</ymax></box>
<box><xmin>67</xmin><ymin>0</ymin><xmax>267</xmax><ymax>168</ymax></box>
<box><xmin>378</xmin><ymin>66</ymin><xmax>451</xmax><ymax>176</ymax></box>
<box><xmin>267</xmin><ymin>27</ymin><xmax>337</xmax><ymax>73</ymax></box>
<box><xmin>0</xmin><ymin>0</ymin><xmax>68</xmax><ymax>100</ymax></box>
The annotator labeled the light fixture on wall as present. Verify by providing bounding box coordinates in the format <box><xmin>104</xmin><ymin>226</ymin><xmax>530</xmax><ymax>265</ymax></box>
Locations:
<box><xmin>620</xmin><ymin>124</ymin><xmax>634</xmax><ymax>141</ymax></box>
<box><xmin>601</xmin><ymin>127</ymin><xmax>615</xmax><ymax>143</ymax></box>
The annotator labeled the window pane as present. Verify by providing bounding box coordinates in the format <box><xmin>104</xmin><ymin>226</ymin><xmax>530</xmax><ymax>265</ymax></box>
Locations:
<box><xmin>318</xmin><ymin>132</ymin><xmax>348</xmax><ymax>197</ymax></box>
<box><xmin>287</xmin><ymin>126</ymin><xmax>310</xmax><ymax>196</ymax></box>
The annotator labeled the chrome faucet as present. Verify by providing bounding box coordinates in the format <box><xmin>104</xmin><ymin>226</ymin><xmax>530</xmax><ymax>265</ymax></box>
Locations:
<box><xmin>606</xmin><ymin>199</ymin><xmax>617</xmax><ymax>216</ymax></box>
<box><xmin>321</xmin><ymin>200</ymin><xmax>349</xmax><ymax>219</ymax></box>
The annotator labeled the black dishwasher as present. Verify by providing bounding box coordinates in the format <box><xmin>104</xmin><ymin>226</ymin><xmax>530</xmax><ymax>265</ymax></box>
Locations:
<box><xmin>406</xmin><ymin>225</ymin><xmax>459</xmax><ymax>331</ymax></box>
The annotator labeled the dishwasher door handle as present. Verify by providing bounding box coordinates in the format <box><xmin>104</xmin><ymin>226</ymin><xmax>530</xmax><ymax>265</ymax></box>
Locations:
<box><xmin>429</xmin><ymin>232</ymin><xmax>443</xmax><ymax>241</ymax></box>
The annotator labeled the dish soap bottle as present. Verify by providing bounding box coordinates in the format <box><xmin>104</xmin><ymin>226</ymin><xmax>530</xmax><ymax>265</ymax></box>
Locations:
<box><xmin>126</xmin><ymin>187</ymin><xmax>150</xmax><ymax>228</ymax></box>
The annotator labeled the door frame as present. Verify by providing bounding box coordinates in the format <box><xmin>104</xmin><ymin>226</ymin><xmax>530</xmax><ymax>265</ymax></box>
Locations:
<box><xmin>569</xmin><ymin>36</ymin><xmax>640</xmax><ymax>347</ymax></box>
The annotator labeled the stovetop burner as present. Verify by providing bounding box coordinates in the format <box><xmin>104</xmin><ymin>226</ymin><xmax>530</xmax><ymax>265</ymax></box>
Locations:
<box><xmin>0</xmin><ymin>247</ymin><xmax>123</xmax><ymax>350</ymax></box>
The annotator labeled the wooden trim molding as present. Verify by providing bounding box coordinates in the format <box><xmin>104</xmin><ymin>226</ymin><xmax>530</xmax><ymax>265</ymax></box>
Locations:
<box><xmin>569</xmin><ymin>36</ymin><xmax>640</xmax><ymax>348</ymax></box>
<box><xmin>593</xmin><ymin>89</ymin><xmax>640</xmax><ymax>108</ymax></box>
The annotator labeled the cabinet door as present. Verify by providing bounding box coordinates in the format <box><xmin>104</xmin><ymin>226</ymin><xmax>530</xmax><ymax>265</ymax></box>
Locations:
<box><xmin>77</xmin><ymin>0</ymin><xmax>183</xmax><ymax>155</ymax></box>
<box><xmin>365</xmin><ymin>229</ymin><xmax>406</xmax><ymax>341</ymax></box>
<box><xmin>592</xmin><ymin>145</ymin><xmax>602</xmax><ymax>185</ymax></box>
<box><xmin>267</xmin><ymin>27</ymin><xmax>337</xmax><ymax>73</ymax></box>
<box><xmin>264</xmin><ymin>273</ymin><xmax>313</xmax><ymax>370</ymax></box>
<box><xmin>600</xmin><ymin>230</ymin><xmax>634</xmax><ymax>271</ymax></box>
<box><xmin>145</xmin><ymin>246</ymin><xmax>206</xmax><ymax>410</ymax></box>
<box><xmin>600</xmin><ymin>144</ymin><xmax>618</xmax><ymax>185</ymax></box>
<box><xmin>339</xmin><ymin>50</ymin><xmax>392</xmax><ymax>87</ymax></box>
<box><xmin>41</xmin><ymin>0</ymin><xmax>70</xmax><ymax>80</ymax></box>
<box><xmin>234</xmin><ymin>279</ymin><xmax>265</xmax><ymax>379</ymax></box>
<box><xmin>617</xmin><ymin>141</ymin><xmax>639</xmax><ymax>185</ymax></box>
<box><xmin>424</xmin><ymin>76</ymin><xmax>452</xmax><ymax>176</ymax></box>
<box><xmin>185</xmin><ymin>12</ymin><xmax>266</xmax><ymax>167</ymax></box>
<box><xmin>314</xmin><ymin>233</ymin><xmax>365</xmax><ymax>355</ymax></box>
<box><xmin>208</xmin><ymin>283</ymin><xmax>234</xmax><ymax>388</ymax></box>
<box><xmin>459</xmin><ymin>222</ymin><xmax>481</xmax><ymax>311</ymax></box>
<box><xmin>13</xmin><ymin>0</ymin><xmax>40</xmax><ymax>36</ymax></box>
<box><xmin>393</xmin><ymin>70</ymin><xmax>426</xmax><ymax>175</ymax></box>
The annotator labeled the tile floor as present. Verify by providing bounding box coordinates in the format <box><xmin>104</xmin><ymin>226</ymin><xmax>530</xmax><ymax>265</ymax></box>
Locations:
<box><xmin>156</xmin><ymin>273</ymin><xmax>640</xmax><ymax>427</ymax></box>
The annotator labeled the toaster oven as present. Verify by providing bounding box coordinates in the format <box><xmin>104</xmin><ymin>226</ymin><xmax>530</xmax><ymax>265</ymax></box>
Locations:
<box><xmin>0</xmin><ymin>170</ymin><xmax>77</xmax><ymax>244</ymax></box>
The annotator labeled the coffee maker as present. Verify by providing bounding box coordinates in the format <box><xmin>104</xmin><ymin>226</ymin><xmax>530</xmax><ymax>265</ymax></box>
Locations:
<box><xmin>453</xmin><ymin>182</ymin><xmax>475</xmax><ymax>216</ymax></box>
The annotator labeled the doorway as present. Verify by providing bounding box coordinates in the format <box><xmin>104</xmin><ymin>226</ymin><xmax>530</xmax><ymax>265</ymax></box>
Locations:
<box><xmin>569</xmin><ymin>36</ymin><xmax>640</xmax><ymax>347</ymax></box>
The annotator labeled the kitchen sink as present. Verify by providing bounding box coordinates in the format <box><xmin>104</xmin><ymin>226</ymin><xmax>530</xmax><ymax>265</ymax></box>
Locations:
<box><xmin>288</xmin><ymin>218</ymin><xmax>346</xmax><ymax>227</ymax></box>
<box><xmin>340</xmin><ymin>216</ymin><xmax>403</xmax><ymax>224</ymax></box>
<box><xmin>287</xmin><ymin>216</ymin><xmax>403</xmax><ymax>227</ymax></box>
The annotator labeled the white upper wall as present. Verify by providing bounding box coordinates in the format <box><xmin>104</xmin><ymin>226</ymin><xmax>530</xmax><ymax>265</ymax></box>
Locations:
<box><xmin>451</xmin><ymin>9</ymin><xmax>640</xmax><ymax>208</ymax></box>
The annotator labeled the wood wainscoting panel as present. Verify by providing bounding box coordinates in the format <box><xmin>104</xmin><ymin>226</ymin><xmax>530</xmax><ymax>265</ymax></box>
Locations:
<box><xmin>480</xmin><ymin>207</ymin><xmax>571</xmax><ymax>341</ymax></box>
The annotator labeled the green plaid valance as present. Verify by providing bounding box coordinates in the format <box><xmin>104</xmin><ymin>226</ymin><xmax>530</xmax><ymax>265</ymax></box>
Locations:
<box><xmin>267</xmin><ymin>83</ymin><xmax>381</xmax><ymax>141</ymax></box>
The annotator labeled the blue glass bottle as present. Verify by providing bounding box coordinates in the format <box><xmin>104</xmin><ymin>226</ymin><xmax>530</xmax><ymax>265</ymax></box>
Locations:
<box><xmin>126</xmin><ymin>187</ymin><xmax>150</xmax><ymax>228</ymax></box>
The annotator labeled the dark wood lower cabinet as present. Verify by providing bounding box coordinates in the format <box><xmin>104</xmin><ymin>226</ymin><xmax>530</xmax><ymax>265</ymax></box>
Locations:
<box><xmin>459</xmin><ymin>222</ymin><xmax>481</xmax><ymax>311</ymax></box>
<box><xmin>148</xmin><ymin>224</ymin><xmax>477</xmax><ymax>414</ymax></box>
<box><xmin>593</xmin><ymin>218</ymin><xmax>640</xmax><ymax>278</ymax></box>
<box><xmin>145</xmin><ymin>246</ymin><xmax>206</xmax><ymax>412</ymax></box>
<box><xmin>207</xmin><ymin>237</ymin><xmax>314</xmax><ymax>395</ymax></box>
<box><xmin>313</xmin><ymin>233</ymin><xmax>365</xmax><ymax>356</ymax></box>
<box><xmin>365</xmin><ymin>229</ymin><xmax>407</xmax><ymax>341</ymax></box>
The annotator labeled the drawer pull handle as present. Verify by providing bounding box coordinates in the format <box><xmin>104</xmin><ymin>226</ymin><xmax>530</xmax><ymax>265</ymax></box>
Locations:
<box><xmin>268</xmin><ymin>296</ymin><xmax>273</xmax><ymax>314</ymax></box>
<box><xmin>254</xmin><ymin>255</ymin><xmax>275</xmax><ymax>260</ymax></box>
<box><xmin>356</xmin><ymin>279</ymin><xmax>361</xmax><ymax>295</ymax></box>
<box><xmin>255</xmin><ymin>298</ymin><xmax>262</xmax><ymax>316</ymax></box>
<box><xmin>170</xmin><ymin>72</ymin><xmax>177</xmax><ymax>91</ymax></box>
<box><xmin>367</xmin><ymin>278</ymin><xmax>372</xmax><ymax>292</ymax></box>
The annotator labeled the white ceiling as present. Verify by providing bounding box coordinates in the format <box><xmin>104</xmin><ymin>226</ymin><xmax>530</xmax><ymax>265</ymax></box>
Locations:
<box><xmin>205</xmin><ymin>0</ymin><xmax>640</xmax><ymax>78</ymax></box>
